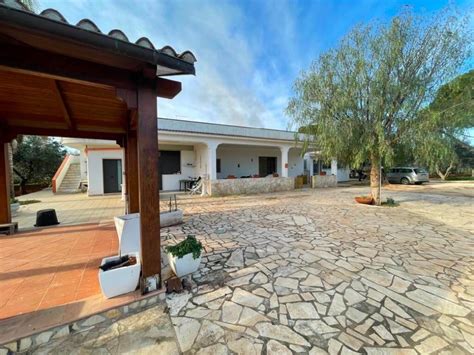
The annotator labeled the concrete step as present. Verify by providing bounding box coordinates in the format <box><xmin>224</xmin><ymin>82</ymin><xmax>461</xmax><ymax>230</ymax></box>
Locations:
<box><xmin>57</xmin><ymin>163</ymin><xmax>82</xmax><ymax>193</ymax></box>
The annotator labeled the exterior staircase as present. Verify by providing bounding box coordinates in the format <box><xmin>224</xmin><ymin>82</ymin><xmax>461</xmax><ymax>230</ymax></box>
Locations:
<box><xmin>57</xmin><ymin>163</ymin><xmax>81</xmax><ymax>193</ymax></box>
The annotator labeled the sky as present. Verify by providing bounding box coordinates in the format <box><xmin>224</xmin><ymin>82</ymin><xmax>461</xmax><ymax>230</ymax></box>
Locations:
<box><xmin>38</xmin><ymin>0</ymin><xmax>473</xmax><ymax>131</ymax></box>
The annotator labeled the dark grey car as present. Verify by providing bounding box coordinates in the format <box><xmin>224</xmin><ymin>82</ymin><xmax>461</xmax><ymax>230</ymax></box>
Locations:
<box><xmin>386</xmin><ymin>167</ymin><xmax>429</xmax><ymax>185</ymax></box>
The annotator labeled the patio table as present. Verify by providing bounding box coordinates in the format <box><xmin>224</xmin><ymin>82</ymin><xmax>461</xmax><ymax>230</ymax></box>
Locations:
<box><xmin>179</xmin><ymin>179</ymin><xmax>197</xmax><ymax>192</ymax></box>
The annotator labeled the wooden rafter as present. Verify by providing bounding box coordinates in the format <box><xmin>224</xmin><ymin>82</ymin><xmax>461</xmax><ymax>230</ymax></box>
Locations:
<box><xmin>50</xmin><ymin>80</ymin><xmax>74</xmax><ymax>130</ymax></box>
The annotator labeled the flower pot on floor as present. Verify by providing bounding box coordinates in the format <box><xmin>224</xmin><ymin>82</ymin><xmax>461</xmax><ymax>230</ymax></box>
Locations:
<box><xmin>167</xmin><ymin>252</ymin><xmax>202</xmax><ymax>278</ymax></box>
<box><xmin>99</xmin><ymin>253</ymin><xmax>140</xmax><ymax>298</ymax></box>
<box><xmin>114</xmin><ymin>213</ymin><xmax>140</xmax><ymax>255</ymax></box>
<box><xmin>355</xmin><ymin>196</ymin><xmax>373</xmax><ymax>205</ymax></box>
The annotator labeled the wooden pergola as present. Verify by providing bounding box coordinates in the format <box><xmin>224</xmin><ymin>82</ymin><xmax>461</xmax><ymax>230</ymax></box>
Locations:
<box><xmin>0</xmin><ymin>2</ymin><xmax>196</xmax><ymax>288</ymax></box>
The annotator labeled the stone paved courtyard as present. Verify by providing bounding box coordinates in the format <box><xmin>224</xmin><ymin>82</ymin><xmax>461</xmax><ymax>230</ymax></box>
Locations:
<box><xmin>31</xmin><ymin>182</ymin><xmax>473</xmax><ymax>354</ymax></box>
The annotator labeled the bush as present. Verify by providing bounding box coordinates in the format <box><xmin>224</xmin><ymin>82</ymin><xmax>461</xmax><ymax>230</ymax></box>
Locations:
<box><xmin>382</xmin><ymin>197</ymin><xmax>399</xmax><ymax>207</ymax></box>
<box><xmin>165</xmin><ymin>235</ymin><xmax>203</xmax><ymax>259</ymax></box>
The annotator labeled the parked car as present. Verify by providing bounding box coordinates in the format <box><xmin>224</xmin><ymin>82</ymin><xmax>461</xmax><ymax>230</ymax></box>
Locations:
<box><xmin>386</xmin><ymin>167</ymin><xmax>429</xmax><ymax>185</ymax></box>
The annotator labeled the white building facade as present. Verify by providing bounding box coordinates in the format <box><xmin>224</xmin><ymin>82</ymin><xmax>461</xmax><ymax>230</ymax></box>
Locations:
<box><xmin>61</xmin><ymin>118</ymin><xmax>349</xmax><ymax>196</ymax></box>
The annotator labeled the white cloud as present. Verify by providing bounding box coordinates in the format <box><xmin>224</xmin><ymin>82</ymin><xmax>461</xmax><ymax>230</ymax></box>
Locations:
<box><xmin>40</xmin><ymin>0</ymin><xmax>299</xmax><ymax>130</ymax></box>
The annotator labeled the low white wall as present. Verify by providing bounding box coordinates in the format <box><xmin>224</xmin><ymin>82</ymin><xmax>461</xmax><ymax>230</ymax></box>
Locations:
<box><xmin>87</xmin><ymin>149</ymin><xmax>124</xmax><ymax>195</ymax></box>
<box><xmin>210</xmin><ymin>177</ymin><xmax>295</xmax><ymax>196</ymax></box>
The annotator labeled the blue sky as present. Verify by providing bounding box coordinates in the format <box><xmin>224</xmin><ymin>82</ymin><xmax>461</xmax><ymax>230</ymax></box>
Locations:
<box><xmin>39</xmin><ymin>0</ymin><xmax>472</xmax><ymax>130</ymax></box>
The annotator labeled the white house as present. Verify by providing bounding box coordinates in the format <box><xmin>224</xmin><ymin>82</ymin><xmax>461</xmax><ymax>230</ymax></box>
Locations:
<box><xmin>58</xmin><ymin>118</ymin><xmax>349</xmax><ymax>196</ymax></box>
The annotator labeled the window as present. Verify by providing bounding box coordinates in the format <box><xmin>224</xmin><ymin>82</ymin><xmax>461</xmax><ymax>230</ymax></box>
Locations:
<box><xmin>322</xmin><ymin>161</ymin><xmax>331</xmax><ymax>169</ymax></box>
<box><xmin>216</xmin><ymin>159</ymin><xmax>221</xmax><ymax>173</ymax></box>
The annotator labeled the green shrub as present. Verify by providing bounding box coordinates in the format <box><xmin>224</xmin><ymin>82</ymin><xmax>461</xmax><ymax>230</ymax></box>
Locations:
<box><xmin>165</xmin><ymin>235</ymin><xmax>203</xmax><ymax>259</ymax></box>
<box><xmin>382</xmin><ymin>197</ymin><xmax>399</xmax><ymax>207</ymax></box>
<box><xmin>10</xmin><ymin>198</ymin><xmax>18</xmax><ymax>204</ymax></box>
<box><xmin>19</xmin><ymin>200</ymin><xmax>41</xmax><ymax>205</ymax></box>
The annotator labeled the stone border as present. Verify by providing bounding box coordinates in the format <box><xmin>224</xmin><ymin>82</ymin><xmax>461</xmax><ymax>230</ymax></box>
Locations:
<box><xmin>210</xmin><ymin>177</ymin><xmax>295</xmax><ymax>196</ymax></box>
<box><xmin>0</xmin><ymin>291</ymin><xmax>166</xmax><ymax>354</ymax></box>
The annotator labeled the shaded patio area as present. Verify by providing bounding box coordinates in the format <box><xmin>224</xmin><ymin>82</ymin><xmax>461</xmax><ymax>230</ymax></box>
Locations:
<box><xmin>0</xmin><ymin>222</ymin><xmax>157</xmax><ymax>345</ymax></box>
<box><xmin>0</xmin><ymin>223</ymin><xmax>117</xmax><ymax>320</ymax></box>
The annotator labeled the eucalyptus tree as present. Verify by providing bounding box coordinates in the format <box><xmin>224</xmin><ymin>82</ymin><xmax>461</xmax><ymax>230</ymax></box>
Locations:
<box><xmin>287</xmin><ymin>8</ymin><xmax>471</xmax><ymax>204</ymax></box>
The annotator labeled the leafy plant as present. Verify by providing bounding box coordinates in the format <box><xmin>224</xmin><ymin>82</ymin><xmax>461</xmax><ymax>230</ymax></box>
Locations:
<box><xmin>382</xmin><ymin>197</ymin><xmax>399</xmax><ymax>207</ymax></box>
<box><xmin>10</xmin><ymin>197</ymin><xmax>18</xmax><ymax>204</ymax></box>
<box><xmin>287</xmin><ymin>7</ymin><xmax>472</xmax><ymax>205</ymax></box>
<box><xmin>165</xmin><ymin>235</ymin><xmax>203</xmax><ymax>260</ymax></box>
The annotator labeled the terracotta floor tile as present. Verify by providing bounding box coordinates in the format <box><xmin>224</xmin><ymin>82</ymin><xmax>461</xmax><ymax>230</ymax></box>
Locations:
<box><xmin>0</xmin><ymin>223</ymin><xmax>116</xmax><ymax>321</ymax></box>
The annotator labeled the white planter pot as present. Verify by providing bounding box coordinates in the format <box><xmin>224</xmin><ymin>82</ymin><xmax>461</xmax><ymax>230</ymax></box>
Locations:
<box><xmin>99</xmin><ymin>253</ymin><xmax>141</xmax><ymax>298</ymax></box>
<box><xmin>10</xmin><ymin>203</ymin><xmax>20</xmax><ymax>217</ymax></box>
<box><xmin>167</xmin><ymin>252</ymin><xmax>202</xmax><ymax>277</ymax></box>
<box><xmin>114</xmin><ymin>213</ymin><xmax>140</xmax><ymax>255</ymax></box>
<box><xmin>161</xmin><ymin>209</ymin><xmax>183</xmax><ymax>228</ymax></box>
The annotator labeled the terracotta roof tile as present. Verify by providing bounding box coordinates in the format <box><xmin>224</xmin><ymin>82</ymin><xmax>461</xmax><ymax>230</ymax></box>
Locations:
<box><xmin>1</xmin><ymin>0</ymin><xmax>197</xmax><ymax>64</ymax></box>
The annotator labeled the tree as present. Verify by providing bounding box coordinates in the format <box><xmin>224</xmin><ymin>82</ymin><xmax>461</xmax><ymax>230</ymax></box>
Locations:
<box><xmin>287</xmin><ymin>7</ymin><xmax>471</xmax><ymax>204</ymax></box>
<box><xmin>7</xmin><ymin>0</ymin><xmax>37</xmax><ymax>198</ymax></box>
<box><xmin>408</xmin><ymin>70</ymin><xmax>474</xmax><ymax>179</ymax></box>
<box><xmin>13</xmin><ymin>136</ymin><xmax>66</xmax><ymax>195</ymax></box>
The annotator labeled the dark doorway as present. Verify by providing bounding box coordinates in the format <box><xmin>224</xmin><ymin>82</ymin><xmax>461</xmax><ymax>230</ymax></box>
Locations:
<box><xmin>158</xmin><ymin>151</ymin><xmax>181</xmax><ymax>190</ymax></box>
<box><xmin>259</xmin><ymin>157</ymin><xmax>277</xmax><ymax>176</ymax></box>
<box><xmin>103</xmin><ymin>159</ymin><xmax>122</xmax><ymax>193</ymax></box>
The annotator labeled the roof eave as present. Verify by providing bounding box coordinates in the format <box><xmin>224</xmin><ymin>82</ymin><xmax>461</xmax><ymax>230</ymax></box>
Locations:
<box><xmin>0</xmin><ymin>4</ymin><xmax>195</xmax><ymax>76</ymax></box>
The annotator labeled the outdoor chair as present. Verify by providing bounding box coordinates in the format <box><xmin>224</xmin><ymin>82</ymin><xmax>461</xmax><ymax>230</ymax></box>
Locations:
<box><xmin>189</xmin><ymin>177</ymin><xmax>203</xmax><ymax>195</ymax></box>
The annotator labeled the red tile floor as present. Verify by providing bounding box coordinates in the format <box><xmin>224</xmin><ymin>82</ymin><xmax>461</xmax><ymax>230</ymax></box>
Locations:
<box><xmin>0</xmin><ymin>222</ymin><xmax>149</xmax><ymax>344</ymax></box>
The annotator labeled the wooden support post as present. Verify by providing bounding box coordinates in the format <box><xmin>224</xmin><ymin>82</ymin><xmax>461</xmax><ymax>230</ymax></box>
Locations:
<box><xmin>137</xmin><ymin>78</ymin><xmax>161</xmax><ymax>283</ymax></box>
<box><xmin>0</xmin><ymin>143</ymin><xmax>12</xmax><ymax>224</ymax></box>
<box><xmin>126</xmin><ymin>130</ymin><xmax>139</xmax><ymax>214</ymax></box>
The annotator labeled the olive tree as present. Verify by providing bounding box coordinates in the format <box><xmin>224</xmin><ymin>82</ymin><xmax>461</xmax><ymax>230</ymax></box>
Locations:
<box><xmin>287</xmin><ymin>8</ymin><xmax>471</xmax><ymax>204</ymax></box>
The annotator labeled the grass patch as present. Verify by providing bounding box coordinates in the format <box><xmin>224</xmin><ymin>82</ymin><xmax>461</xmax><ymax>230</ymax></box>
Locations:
<box><xmin>446</xmin><ymin>176</ymin><xmax>474</xmax><ymax>181</ymax></box>
<box><xmin>19</xmin><ymin>200</ymin><xmax>41</xmax><ymax>206</ymax></box>
<box><xmin>382</xmin><ymin>197</ymin><xmax>399</xmax><ymax>207</ymax></box>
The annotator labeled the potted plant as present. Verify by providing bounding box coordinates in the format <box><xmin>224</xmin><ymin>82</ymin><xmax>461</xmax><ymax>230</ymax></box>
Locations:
<box><xmin>98</xmin><ymin>252</ymin><xmax>141</xmax><ymax>298</ymax></box>
<box><xmin>165</xmin><ymin>235</ymin><xmax>203</xmax><ymax>277</ymax></box>
<box><xmin>10</xmin><ymin>198</ymin><xmax>20</xmax><ymax>216</ymax></box>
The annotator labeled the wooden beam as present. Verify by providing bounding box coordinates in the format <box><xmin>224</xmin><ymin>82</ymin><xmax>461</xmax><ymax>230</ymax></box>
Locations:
<box><xmin>6</xmin><ymin>126</ymin><xmax>124</xmax><ymax>141</ymax></box>
<box><xmin>126</xmin><ymin>129</ymin><xmax>139</xmax><ymax>214</ymax></box>
<box><xmin>137</xmin><ymin>78</ymin><xmax>161</xmax><ymax>281</ymax></box>
<box><xmin>129</xmin><ymin>109</ymin><xmax>138</xmax><ymax>131</ymax></box>
<box><xmin>0</xmin><ymin>43</ymin><xmax>138</xmax><ymax>90</ymax></box>
<box><xmin>50</xmin><ymin>80</ymin><xmax>74</xmax><ymax>129</ymax></box>
<box><xmin>156</xmin><ymin>78</ymin><xmax>182</xmax><ymax>99</ymax></box>
<box><xmin>0</xmin><ymin>143</ymin><xmax>11</xmax><ymax>224</ymax></box>
<box><xmin>117</xmin><ymin>77</ymin><xmax>180</xmax><ymax>102</ymax></box>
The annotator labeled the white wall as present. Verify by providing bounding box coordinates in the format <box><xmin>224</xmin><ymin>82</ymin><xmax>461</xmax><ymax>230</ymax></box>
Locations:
<box><xmin>161</xmin><ymin>149</ymin><xmax>197</xmax><ymax>191</ymax></box>
<box><xmin>216</xmin><ymin>146</ymin><xmax>284</xmax><ymax>179</ymax></box>
<box><xmin>79</xmin><ymin>148</ymin><xmax>88</xmax><ymax>180</ymax></box>
<box><xmin>337</xmin><ymin>167</ymin><xmax>350</xmax><ymax>182</ymax></box>
<box><xmin>288</xmin><ymin>148</ymin><xmax>304</xmax><ymax>177</ymax></box>
<box><xmin>87</xmin><ymin>149</ymin><xmax>124</xmax><ymax>196</ymax></box>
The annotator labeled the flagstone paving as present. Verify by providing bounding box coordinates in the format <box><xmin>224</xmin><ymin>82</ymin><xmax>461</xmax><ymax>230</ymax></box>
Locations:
<box><xmin>30</xmin><ymin>183</ymin><xmax>473</xmax><ymax>354</ymax></box>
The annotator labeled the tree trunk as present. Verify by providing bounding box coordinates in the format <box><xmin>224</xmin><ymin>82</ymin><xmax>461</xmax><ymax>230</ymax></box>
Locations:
<box><xmin>370</xmin><ymin>157</ymin><xmax>381</xmax><ymax>206</ymax></box>
<box><xmin>19</xmin><ymin>179</ymin><xmax>27</xmax><ymax>196</ymax></box>
<box><xmin>436</xmin><ymin>161</ymin><xmax>454</xmax><ymax>181</ymax></box>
